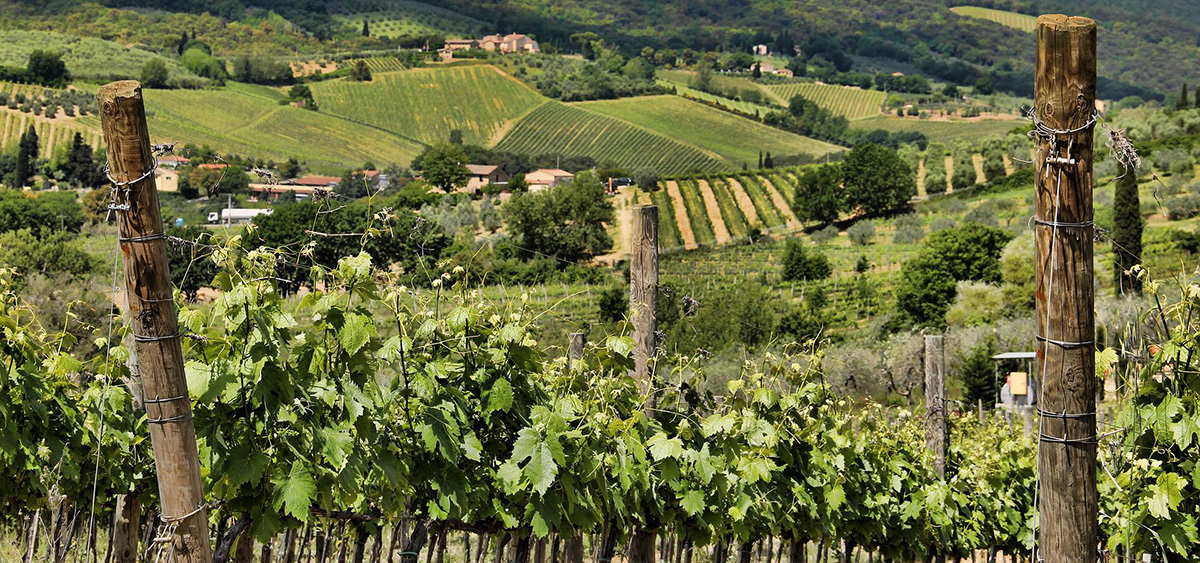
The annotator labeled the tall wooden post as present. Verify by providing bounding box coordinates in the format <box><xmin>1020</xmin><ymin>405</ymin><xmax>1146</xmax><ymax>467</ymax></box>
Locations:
<box><xmin>97</xmin><ymin>80</ymin><xmax>212</xmax><ymax>563</ymax></box>
<box><xmin>630</xmin><ymin>206</ymin><xmax>659</xmax><ymax>394</ymax></box>
<box><xmin>1033</xmin><ymin>14</ymin><xmax>1098</xmax><ymax>563</ymax></box>
<box><xmin>924</xmin><ymin>334</ymin><xmax>946</xmax><ymax>479</ymax></box>
<box><xmin>568</xmin><ymin>332</ymin><xmax>585</xmax><ymax>366</ymax></box>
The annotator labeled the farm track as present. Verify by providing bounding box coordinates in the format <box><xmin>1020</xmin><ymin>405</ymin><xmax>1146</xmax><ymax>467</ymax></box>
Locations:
<box><xmin>665</xmin><ymin>181</ymin><xmax>698</xmax><ymax>249</ymax></box>
<box><xmin>944</xmin><ymin>156</ymin><xmax>955</xmax><ymax>193</ymax></box>
<box><xmin>916</xmin><ymin>158</ymin><xmax>927</xmax><ymax>198</ymax></box>
<box><xmin>697</xmin><ymin>180</ymin><xmax>731</xmax><ymax>244</ymax></box>
<box><xmin>972</xmin><ymin>153</ymin><xmax>986</xmax><ymax>184</ymax></box>
<box><xmin>1003</xmin><ymin>154</ymin><xmax>1015</xmax><ymax>175</ymax></box>
<box><xmin>596</xmin><ymin>188</ymin><xmax>635</xmax><ymax>265</ymax></box>
<box><xmin>760</xmin><ymin>176</ymin><xmax>801</xmax><ymax>229</ymax></box>
<box><xmin>727</xmin><ymin>178</ymin><xmax>760</xmax><ymax>226</ymax></box>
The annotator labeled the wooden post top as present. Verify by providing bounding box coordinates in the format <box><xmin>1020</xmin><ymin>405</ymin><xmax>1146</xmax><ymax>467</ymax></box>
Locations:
<box><xmin>1037</xmin><ymin>14</ymin><xmax>1096</xmax><ymax>31</ymax></box>
<box><xmin>97</xmin><ymin>80</ymin><xmax>143</xmax><ymax>103</ymax></box>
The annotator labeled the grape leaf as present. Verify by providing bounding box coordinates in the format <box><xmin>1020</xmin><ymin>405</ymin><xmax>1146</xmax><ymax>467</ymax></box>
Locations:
<box><xmin>648</xmin><ymin>432</ymin><xmax>683</xmax><ymax>461</ymax></box>
<box><xmin>272</xmin><ymin>461</ymin><xmax>315</xmax><ymax>521</ymax></box>
<box><xmin>340</xmin><ymin>313</ymin><xmax>376</xmax><ymax>355</ymax></box>
<box><xmin>681</xmin><ymin>490</ymin><xmax>705</xmax><ymax>516</ymax></box>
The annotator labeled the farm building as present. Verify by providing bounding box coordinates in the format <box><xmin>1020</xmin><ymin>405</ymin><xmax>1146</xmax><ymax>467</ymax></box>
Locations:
<box><xmin>480</xmin><ymin>33</ymin><xmax>539</xmax><ymax>54</ymax></box>
<box><xmin>294</xmin><ymin>175</ymin><xmax>341</xmax><ymax>189</ymax></box>
<box><xmin>155</xmin><ymin>168</ymin><xmax>179</xmax><ymax>192</ymax></box>
<box><xmin>526</xmin><ymin>168</ymin><xmax>573</xmax><ymax>191</ymax></box>
<box><xmin>159</xmin><ymin>155</ymin><xmax>190</xmax><ymax>169</ymax></box>
<box><xmin>465</xmin><ymin>164</ymin><xmax>509</xmax><ymax>192</ymax></box>
<box><xmin>249</xmin><ymin>183</ymin><xmax>318</xmax><ymax>201</ymax></box>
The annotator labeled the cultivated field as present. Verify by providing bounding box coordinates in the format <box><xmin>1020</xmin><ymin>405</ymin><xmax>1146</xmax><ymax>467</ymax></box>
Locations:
<box><xmin>663</xmin><ymin>82</ymin><xmax>778</xmax><ymax>116</ymax></box>
<box><xmin>310</xmin><ymin>65</ymin><xmax>546</xmax><ymax>146</ymax></box>
<box><xmin>950</xmin><ymin>6</ymin><xmax>1039</xmax><ymax>32</ymax></box>
<box><xmin>334</xmin><ymin>2</ymin><xmax>489</xmax><ymax>37</ymax></box>
<box><xmin>0</xmin><ymin>30</ymin><xmax>201</xmax><ymax>84</ymax></box>
<box><xmin>1</xmin><ymin>109</ymin><xmax>102</xmax><ymax>154</ymax></box>
<box><xmin>768</xmin><ymin>82</ymin><xmax>886</xmax><ymax>120</ymax></box>
<box><xmin>577</xmin><ymin>95</ymin><xmax>842</xmax><ymax>167</ymax></box>
<box><xmin>76</xmin><ymin>82</ymin><xmax>423</xmax><ymax>172</ymax></box>
<box><xmin>494</xmin><ymin>102</ymin><xmax>727</xmax><ymax>175</ymax></box>
<box><xmin>856</xmin><ymin>115</ymin><xmax>1023</xmax><ymax>144</ymax></box>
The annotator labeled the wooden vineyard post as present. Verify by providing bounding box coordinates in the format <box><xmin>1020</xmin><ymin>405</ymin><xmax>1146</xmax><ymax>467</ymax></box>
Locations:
<box><xmin>630</xmin><ymin>206</ymin><xmax>659</xmax><ymax>398</ymax></box>
<box><xmin>629</xmin><ymin>205</ymin><xmax>659</xmax><ymax>563</ymax></box>
<box><xmin>924</xmin><ymin>334</ymin><xmax>946</xmax><ymax>479</ymax></box>
<box><xmin>1033</xmin><ymin>15</ymin><xmax>1098</xmax><ymax>563</ymax></box>
<box><xmin>568</xmin><ymin>332</ymin><xmax>585</xmax><ymax>366</ymax></box>
<box><xmin>97</xmin><ymin>81</ymin><xmax>213</xmax><ymax>563</ymax></box>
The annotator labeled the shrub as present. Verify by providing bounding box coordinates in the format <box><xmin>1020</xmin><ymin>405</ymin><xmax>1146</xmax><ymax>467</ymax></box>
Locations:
<box><xmin>781</xmin><ymin>239</ymin><xmax>832</xmax><ymax>282</ymax></box>
<box><xmin>847</xmin><ymin>220</ymin><xmax>875</xmax><ymax>246</ymax></box>
<box><xmin>810</xmin><ymin>224</ymin><xmax>839</xmax><ymax>245</ymax></box>
<box><xmin>597</xmin><ymin>286</ymin><xmax>625</xmax><ymax>323</ymax></box>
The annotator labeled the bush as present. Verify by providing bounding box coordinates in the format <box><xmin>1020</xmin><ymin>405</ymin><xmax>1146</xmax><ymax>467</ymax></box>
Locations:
<box><xmin>634</xmin><ymin>168</ymin><xmax>660</xmax><ymax>191</ymax></box>
<box><xmin>141</xmin><ymin>58</ymin><xmax>170</xmax><ymax>88</ymax></box>
<box><xmin>597</xmin><ymin>286</ymin><xmax>625</xmax><ymax>323</ymax></box>
<box><xmin>810</xmin><ymin>224</ymin><xmax>839</xmax><ymax>245</ymax></box>
<box><xmin>893</xmin><ymin>224</ymin><xmax>925</xmax><ymax>244</ymax></box>
<box><xmin>781</xmin><ymin>239</ymin><xmax>832</xmax><ymax>282</ymax></box>
<box><xmin>847</xmin><ymin>220</ymin><xmax>875</xmax><ymax>246</ymax></box>
<box><xmin>895</xmin><ymin>223</ymin><xmax>1013</xmax><ymax>328</ymax></box>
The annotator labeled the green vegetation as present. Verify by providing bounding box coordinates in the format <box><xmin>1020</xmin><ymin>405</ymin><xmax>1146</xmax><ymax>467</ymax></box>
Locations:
<box><xmin>855</xmin><ymin>115</ymin><xmax>1022</xmax><ymax>145</ymax></box>
<box><xmin>736</xmin><ymin>174</ymin><xmax>786</xmax><ymax>229</ymax></box>
<box><xmin>495</xmin><ymin>102</ymin><xmax>725</xmax><ymax>175</ymax></box>
<box><xmin>708</xmin><ymin>177</ymin><xmax>751</xmax><ymax>238</ymax></box>
<box><xmin>74</xmin><ymin>82</ymin><xmax>423</xmax><ymax>172</ymax></box>
<box><xmin>678</xmin><ymin>179</ymin><xmax>715</xmax><ymax>245</ymax></box>
<box><xmin>950</xmin><ymin>6</ymin><xmax>1039</xmax><ymax>33</ymax></box>
<box><xmin>0</xmin><ymin>30</ymin><xmax>204</xmax><ymax>87</ymax></box>
<box><xmin>578</xmin><ymin>95</ymin><xmax>841</xmax><ymax>167</ymax></box>
<box><xmin>647</xmin><ymin>189</ymin><xmax>684</xmax><ymax>250</ymax></box>
<box><xmin>768</xmin><ymin>82</ymin><xmax>886</xmax><ymax>120</ymax></box>
<box><xmin>333</xmin><ymin>2</ymin><xmax>489</xmax><ymax>38</ymax></box>
<box><xmin>311</xmin><ymin>65</ymin><xmax>547</xmax><ymax>146</ymax></box>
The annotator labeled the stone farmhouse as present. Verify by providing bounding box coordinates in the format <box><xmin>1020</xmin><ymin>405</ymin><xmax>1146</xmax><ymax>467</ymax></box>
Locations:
<box><xmin>525</xmin><ymin>168</ymin><xmax>574</xmax><ymax>191</ymax></box>
<box><xmin>465</xmin><ymin>164</ymin><xmax>509</xmax><ymax>192</ymax></box>
<box><xmin>440</xmin><ymin>33</ymin><xmax>540</xmax><ymax>60</ymax></box>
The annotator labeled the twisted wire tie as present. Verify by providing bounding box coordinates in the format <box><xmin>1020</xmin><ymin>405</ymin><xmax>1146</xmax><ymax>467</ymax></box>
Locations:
<box><xmin>119</xmin><ymin>232</ymin><xmax>167</xmax><ymax>243</ymax></box>
<box><xmin>104</xmin><ymin>158</ymin><xmax>159</xmax><ymax>188</ymax></box>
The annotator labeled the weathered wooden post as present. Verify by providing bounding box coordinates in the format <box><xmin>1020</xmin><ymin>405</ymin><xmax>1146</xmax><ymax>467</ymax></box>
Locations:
<box><xmin>1033</xmin><ymin>14</ymin><xmax>1098</xmax><ymax>563</ymax></box>
<box><xmin>924</xmin><ymin>334</ymin><xmax>946</xmax><ymax>478</ymax></box>
<box><xmin>568</xmin><ymin>332</ymin><xmax>585</xmax><ymax>366</ymax></box>
<box><xmin>629</xmin><ymin>205</ymin><xmax>659</xmax><ymax>563</ymax></box>
<box><xmin>630</xmin><ymin>205</ymin><xmax>659</xmax><ymax>396</ymax></box>
<box><xmin>97</xmin><ymin>80</ymin><xmax>212</xmax><ymax>563</ymax></box>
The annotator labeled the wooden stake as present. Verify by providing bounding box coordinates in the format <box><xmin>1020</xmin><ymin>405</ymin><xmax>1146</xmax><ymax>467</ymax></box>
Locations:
<box><xmin>924</xmin><ymin>334</ymin><xmax>946</xmax><ymax>479</ymax></box>
<box><xmin>630</xmin><ymin>206</ymin><xmax>659</xmax><ymax>398</ymax></box>
<box><xmin>568</xmin><ymin>332</ymin><xmax>585</xmax><ymax>366</ymax></box>
<box><xmin>109</xmin><ymin>495</ymin><xmax>140</xmax><ymax>563</ymax></box>
<box><xmin>96</xmin><ymin>80</ymin><xmax>212</xmax><ymax>563</ymax></box>
<box><xmin>1033</xmin><ymin>14</ymin><xmax>1098</xmax><ymax>563</ymax></box>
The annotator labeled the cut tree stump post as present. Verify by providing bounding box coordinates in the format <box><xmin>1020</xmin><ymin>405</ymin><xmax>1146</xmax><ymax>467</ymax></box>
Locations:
<box><xmin>925</xmin><ymin>334</ymin><xmax>946</xmax><ymax>479</ymax></box>
<box><xmin>1033</xmin><ymin>14</ymin><xmax>1098</xmax><ymax>563</ymax></box>
<box><xmin>630</xmin><ymin>205</ymin><xmax>659</xmax><ymax>401</ymax></box>
<box><xmin>97</xmin><ymin>80</ymin><xmax>212</xmax><ymax>563</ymax></box>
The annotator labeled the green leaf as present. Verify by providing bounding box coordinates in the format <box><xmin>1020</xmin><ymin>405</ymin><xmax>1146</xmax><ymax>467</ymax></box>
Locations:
<box><xmin>647</xmin><ymin>432</ymin><xmax>683</xmax><ymax>461</ymax></box>
<box><xmin>497</xmin><ymin>461</ymin><xmax>522</xmax><ymax>493</ymax></box>
<box><xmin>510</xmin><ymin>427</ymin><xmax>559</xmax><ymax>495</ymax></box>
<box><xmin>463</xmin><ymin>432</ymin><xmax>483</xmax><ymax>462</ymax></box>
<box><xmin>701</xmin><ymin>413</ymin><xmax>736</xmax><ymax>437</ymax></box>
<box><xmin>828</xmin><ymin>484</ymin><xmax>846</xmax><ymax>511</ymax></box>
<box><xmin>272</xmin><ymin>461</ymin><xmax>315</xmax><ymax>521</ymax></box>
<box><xmin>487</xmin><ymin>378</ymin><xmax>514</xmax><ymax>415</ymax></box>
<box><xmin>681</xmin><ymin>490</ymin><xmax>705</xmax><ymax>516</ymax></box>
<box><xmin>340</xmin><ymin>313</ymin><xmax>376</xmax><ymax>355</ymax></box>
<box><xmin>320</xmin><ymin>427</ymin><xmax>353</xmax><ymax>468</ymax></box>
<box><xmin>225</xmin><ymin>446</ymin><xmax>269</xmax><ymax>488</ymax></box>
<box><xmin>1148</xmin><ymin>472</ymin><xmax>1187</xmax><ymax>519</ymax></box>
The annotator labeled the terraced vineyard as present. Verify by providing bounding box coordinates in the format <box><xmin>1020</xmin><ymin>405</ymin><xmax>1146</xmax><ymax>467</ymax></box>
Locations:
<box><xmin>311</xmin><ymin>65</ymin><xmax>546</xmax><ymax>146</ymax></box>
<box><xmin>950</xmin><ymin>6</ymin><xmax>1038</xmax><ymax>32</ymax></box>
<box><xmin>355</xmin><ymin>57</ymin><xmax>407</xmax><ymax>73</ymax></box>
<box><xmin>76</xmin><ymin>82</ymin><xmax>423</xmax><ymax>172</ymax></box>
<box><xmin>647</xmin><ymin>189</ymin><xmax>685</xmax><ymax>250</ymax></box>
<box><xmin>707</xmin><ymin>177</ymin><xmax>751</xmax><ymax>238</ymax></box>
<box><xmin>577</xmin><ymin>95</ymin><xmax>841</xmax><ymax>167</ymax></box>
<box><xmin>678</xmin><ymin>179</ymin><xmax>716</xmax><ymax>245</ymax></box>
<box><xmin>767</xmin><ymin>82</ymin><xmax>885</xmax><ymax>120</ymax></box>
<box><xmin>1</xmin><ymin>110</ymin><xmax>102</xmax><ymax>154</ymax></box>
<box><xmin>334</xmin><ymin>2</ymin><xmax>489</xmax><ymax>37</ymax></box>
<box><xmin>494</xmin><ymin>102</ymin><xmax>726</xmax><ymax>175</ymax></box>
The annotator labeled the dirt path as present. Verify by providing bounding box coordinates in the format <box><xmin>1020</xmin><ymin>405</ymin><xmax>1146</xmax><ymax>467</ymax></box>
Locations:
<box><xmin>727</xmin><ymin>178</ymin><xmax>760</xmax><ymax>226</ymax></box>
<box><xmin>759</xmin><ymin>176</ymin><xmax>801</xmax><ymax>230</ymax></box>
<box><xmin>665</xmin><ymin>180</ymin><xmax>698</xmax><ymax>250</ymax></box>
<box><xmin>595</xmin><ymin>187</ymin><xmax>635</xmax><ymax>264</ymax></box>
<box><xmin>972</xmin><ymin>153</ymin><xmax>986</xmax><ymax>184</ymax></box>
<box><xmin>1002</xmin><ymin>153</ymin><xmax>1015</xmax><ymax>175</ymax></box>
<box><xmin>916</xmin><ymin>158</ymin><xmax>926</xmax><ymax>198</ymax></box>
<box><xmin>944</xmin><ymin>156</ymin><xmax>955</xmax><ymax>193</ymax></box>
<box><xmin>697</xmin><ymin>179</ymin><xmax>731</xmax><ymax>244</ymax></box>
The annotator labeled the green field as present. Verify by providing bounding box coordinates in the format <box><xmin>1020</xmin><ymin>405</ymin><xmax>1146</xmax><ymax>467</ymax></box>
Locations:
<box><xmin>0</xmin><ymin>30</ymin><xmax>202</xmax><ymax>85</ymax></box>
<box><xmin>678</xmin><ymin>179</ymin><xmax>716</xmax><ymax>245</ymax></box>
<box><xmin>355</xmin><ymin>57</ymin><xmax>407</xmax><ymax>73</ymax></box>
<box><xmin>708</xmin><ymin>178</ymin><xmax>750</xmax><ymax>238</ymax></box>
<box><xmin>768</xmin><ymin>82</ymin><xmax>886</xmax><ymax>120</ymax></box>
<box><xmin>494</xmin><ymin>102</ymin><xmax>726</xmax><ymax>175</ymax></box>
<box><xmin>856</xmin><ymin>115</ymin><xmax>1024</xmax><ymax>145</ymax></box>
<box><xmin>657</xmin><ymin>70</ymin><xmax>775</xmax><ymax>101</ymax></box>
<box><xmin>311</xmin><ymin>65</ymin><xmax>546</xmax><ymax>146</ymax></box>
<box><xmin>648</xmin><ymin>189</ymin><xmax>685</xmax><ymax>250</ymax></box>
<box><xmin>76</xmin><ymin>82</ymin><xmax>423</xmax><ymax>172</ymax></box>
<box><xmin>660</xmin><ymin>81</ymin><xmax>779</xmax><ymax>115</ymax></box>
<box><xmin>950</xmin><ymin>6</ymin><xmax>1038</xmax><ymax>32</ymax></box>
<box><xmin>335</xmin><ymin>2</ymin><xmax>489</xmax><ymax>38</ymax></box>
<box><xmin>577</xmin><ymin>95</ymin><xmax>841</xmax><ymax>167</ymax></box>
<box><xmin>736</xmin><ymin>174</ymin><xmax>787</xmax><ymax>229</ymax></box>
<box><xmin>1</xmin><ymin>110</ymin><xmax>102</xmax><ymax>155</ymax></box>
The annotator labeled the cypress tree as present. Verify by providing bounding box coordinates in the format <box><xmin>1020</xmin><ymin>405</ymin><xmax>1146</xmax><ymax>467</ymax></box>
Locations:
<box><xmin>362</xmin><ymin>19</ymin><xmax>370</xmax><ymax>37</ymax></box>
<box><xmin>1112</xmin><ymin>162</ymin><xmax>1143</xmax><ymax>294</ymax></box>
<box><xmin>764</xmin><ymin>152</ymin><xmax>774</xmax><ymax>168</ymax></box>
<box><xmin>12</xmin><ymin>125</ymin><xmax>38</xmax><ymax>187</ymax></box>
<box><xmin>758</xmin><ymin>151</ymin><xmax>763</xmax><ymax>169</ymax></box>
<box><xmin>1177</xmin><ymin>82</ymin><xmax>1189</xmax><ymax>110</ymax></box>
<box><xmin>1195</xmin><ymin>84</ymin><xmax>1199</xmax><ymax>108</ymax></box>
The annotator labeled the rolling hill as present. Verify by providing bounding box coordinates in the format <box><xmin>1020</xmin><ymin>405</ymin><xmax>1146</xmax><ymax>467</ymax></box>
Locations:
<box><xmin>949</xmin><ymin>6</ymin><xmax>1039</xmax><ymax>32</ymax></box>
<box><xmin>576</xmin><ymin>95</ymin><xmax>841</xmax><ymax>167</ymax></box>
<box><xmin>309</xmin><ymin>65</ymin><xmax>547</xmax><ymax>146</ymax></box>
<box><xmin>767</xmin><ymin>82</ymin><xmax>886</xmax><ymax>121</ymax></box>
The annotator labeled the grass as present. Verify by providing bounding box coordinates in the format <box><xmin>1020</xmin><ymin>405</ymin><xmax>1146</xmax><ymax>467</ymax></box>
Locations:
<box><xmin>334</xmin><ymin>2</ymin><xmax>489</xmax><ymax>38</ymax></box>
<box><xmin>76</xmin><ymin>82</ymin><xmax>424</xmax><ymax>172</ymax></box>
<box><xmin>657</xmin><ymin>70</ymin><xmax>774</xmax><ymax>101</ymax></box>
<box><xmin>950</xmin><ymin>6</ymin><xmax>1039</xmax><ymax>32</ymax></box>
<box><xmin>0</xmin><ymin>30</ymin><xmax>202</xmax><ymax>85</ymax></box>
<box><xmin>494</xmin><ymin>102</ymin><xmax>726</xmax><ymax>175</ymax></box>
<box><xmin>648</xmin><ymin>188</ymin><xmax>685</xmax><ymax>250</ymax></box>
<box><xmin>310</xmin><ymin>65</ymin><xmax>547</xmax><ymax>146</ymax></box>
<box><xmin>736</xmin><ymin>174</ymin><xmax>786</xmax><ymax>229</ymax></box>
<box><xmin>575</xmin><ymin>95</ymin><xmax>842</xmax><ymax>167</ymax></box>
<box><xmin>767</xmin><ymin>82</ymin><xmax>886</xmax><ymax>120</ymax></box>
<box><xmin>660</xmin><ymin>81</ymin><xmax>779</xmax><ymax>116</ymax></box>
<box><xmin>856</xmin><ymin>115</ymin><xmax>1024</xmax><ymax>145</ymax></box>
<box><xmin>708</xmin><ymin>177</ymin><xmax>750</xmax><ymax>239</ymax></box>
<box><xmin>678</xmin><ymin>179</ymin><xmax>716</xmax><ymax>246</ymax></box>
